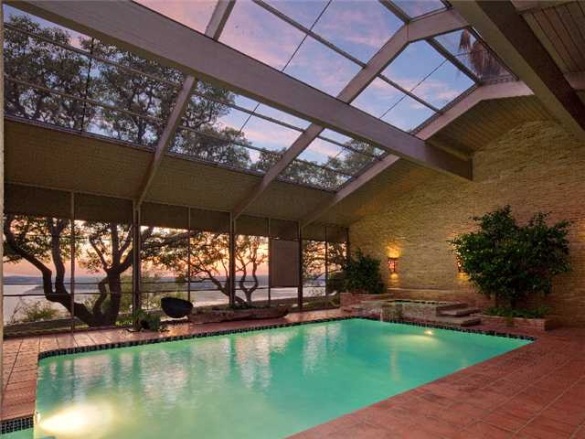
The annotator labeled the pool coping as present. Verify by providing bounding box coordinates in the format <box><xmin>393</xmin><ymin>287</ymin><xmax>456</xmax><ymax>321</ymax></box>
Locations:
<box><xmin>1</xmin><ymin>316</ymin><xmax>536</xmax><ymax>435</ymax></box>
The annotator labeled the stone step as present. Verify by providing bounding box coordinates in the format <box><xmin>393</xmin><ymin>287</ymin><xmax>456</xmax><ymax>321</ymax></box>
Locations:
<box><xmin>438</xmin><ymin>307</ymin><xmax>480</xmax><ymax>317</ymax></box>
<box><xmin>432</xmin><ymin>315</ymin><xmax>482</xmax><ymax>327</ymax></box>
<box><xmin>435</xmin><ymin>302</ymin><xmax>469</xmax><ymax>312</ymax></box>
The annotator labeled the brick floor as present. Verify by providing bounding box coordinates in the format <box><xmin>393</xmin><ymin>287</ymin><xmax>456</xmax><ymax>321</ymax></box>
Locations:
<box><xmin>3</xmin><ymin>310</ymin><xmax>585</xmax><ymax>438</ymax></box>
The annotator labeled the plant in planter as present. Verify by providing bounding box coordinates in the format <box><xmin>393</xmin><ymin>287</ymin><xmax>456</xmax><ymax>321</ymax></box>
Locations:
<box><xmin>340</xmin><ymin>249</ymin><xmax>385</xmax><ymax>295</ymax></box>
<box><xmin>450</xmin><ymin>206</ymin><xmax>571</xmax><ymax>316</ymax></box>
<box><xmin>133</xmin><ymin>309</ymin><xmax>162</xmax><ymax>332</ymax></box>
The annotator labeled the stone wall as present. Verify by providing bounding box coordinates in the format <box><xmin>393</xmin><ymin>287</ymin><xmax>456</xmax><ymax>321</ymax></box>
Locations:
<box><xmin>351</xmin><ymin>121</ymin><xmax>585</xmax><ymax>326</ymax></box>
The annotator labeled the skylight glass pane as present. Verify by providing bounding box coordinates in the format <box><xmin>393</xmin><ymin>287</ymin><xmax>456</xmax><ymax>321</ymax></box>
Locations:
<box><xmin>298</xmin><ymin>138</ymin><xmax>377</xmax><ymax>175</ymax></box>
<box><xmin>135</xmin><ymin>0</ymin><xmax>217</xmax><ymax>34</ymax></box>
<box><xmin>412</xmin><ymin>61</ymin><xmax>475</xmax><ymax>109</ymax></box>
<box><xmin>351</xmin><ymin>78</ymin><xmax>403</xmax><ymax>118</ymax></box>
<box><xmin>320</xmin><ymin>129</ymin><xmax>352</xmax><ymax>145</ymax></box>
<box><xmin>3</xmin><ymin>4</ymin><xmax>88</xmax><ymax>48</ymax></box>
<box><xmin>264</xmin><ymin>0</ymin><xmax>328</xmax><ymax>27</ymax></box>
<box><xmin>434</xmin><ymin>29</ymin><xmax>513</xmax><ymax>82</ymax></box>
<box><xmin>319</xmin><ymin>130</ymin><xmax>386</xmax><ymax>158</ymax></box>
<box><xmin>86</xmin><ymin>105</ymin><xmax>163</xmax><ymax>147</ymax></box>
<box><xmin>392</xmin><ymin>0</ymin><xmax>445</xmax><ymax>19</ymax></box>
<box><xmin>236</xmin><ymin>116</ymin><xmax>301</xmax><ymax>152</ymax></box>
<box><xmin>284</xmin><ymin>37</ymin><xmax>361</xmax><ymax>96</ymax></box>
<box><xmin>254</xmin><ymin>104</ymin><xmax>311</xmax><ymax>129</ymax></box>
<box><xmin>281</xmin><ymin>161</ymin><xmax>350</xmax><ymax>190</ymax></box>
<box><xmin>312</xmin><ymin>1</ymin><xmax>403</xmax><ymax>63</ymax></box>
<box><xmin>220</xmin><ymin>1</ymin><xmax>305</xmax><ymax>70</ymax></box>
<box><xmin>234</xmin><ymin>94</ymin><xmax>260</xmax><ymax>111</ymax></box>
<box><xmin>383</xmin><ymin>41</ymin><xmax>444</xmax><ymax>94</ymax></box>
<box><xmin>381</xmin><ymin>95</ymin><xmax>435</xmax><ymax>133</ymax></box>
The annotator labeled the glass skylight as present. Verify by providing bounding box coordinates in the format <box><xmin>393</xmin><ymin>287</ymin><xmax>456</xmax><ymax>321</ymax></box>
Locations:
<box><xmin>263</xmin><ymin>0</ymin><xmax>328</xmax><ymax>28</ymax></box>
<box><xmin>298</xmin><ymin>138</ymin><xmax>377</xmax><ymax>176</ymax></box>
<box><xmin>381</xmin><ymin>95</ymin><xmax>436</xmax><ymax>132</ymax></box>
<box><xmin>280</xmin><ymin>160</ymin><xmax>352</xmax><ymax>191</ymax></box>
<box><xmin>434</xmin><ymin>29</ymin><xmax>513</xmax><ymax>82</ymax></box>
<box><xmin>283</xmin><ymin>36</ymin><xmax>361</xmax><ymax>96</ymax></box>
<box><xmin>351</xmin><ymin>78</ymin><xmax>404</xmax><ymax>118</ymax></box>
<box><xmin>135</xmin><ymin>0</ymin><xmax>218</xmax><ymax>35</ymax></box>
<box><xmin>311</xmin><ymin>1</ymin><xmax>403</xmax><ymax>63</ymax></box>
<box><xmin>220</xmin><ymin>0</ymin><xmax>305</xmax><ymax>70</ymax></box>
<box><xmin>391</xmin><ymin>0</ymin><xmax>446</xmax><ymax>19</ymax></box>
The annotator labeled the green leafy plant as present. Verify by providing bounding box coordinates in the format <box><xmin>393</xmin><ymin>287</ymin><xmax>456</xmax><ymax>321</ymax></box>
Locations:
<box><xmin>340</xmin><ymin>249</ymin><xmax>385</xmax><ymax>295</ymax></box>
<box><xmin>450</xmin><ymin>206</ymin><xmax>571</xmax><ymax>310</ymax></box>
<box><xmin>484</xmin><ymin>306</ymin><xmax>550</xmax><ymax>319</ymax></box>
<box><xmin>133</xmin><ymin>309</ymin><xmax>162</xmax><ymax>332</ymax></box>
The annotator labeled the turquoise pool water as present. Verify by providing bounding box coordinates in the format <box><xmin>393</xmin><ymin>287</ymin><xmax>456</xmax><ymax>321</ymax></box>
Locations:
<box><xmin>31</xmin><ymin>320</ymin><xmax>530</xmax><ymax>439</ymax></box>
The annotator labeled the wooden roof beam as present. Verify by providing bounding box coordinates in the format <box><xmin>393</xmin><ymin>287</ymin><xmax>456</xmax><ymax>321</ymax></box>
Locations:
<box><xmin>451</xmin><ymin>0</ymin><xmax>585</xmax><ymax>141</ymax></box>
<box><xmin>135</xmin><ymin>0</ymin><xmax>234</xmax><ymax>207</ymax></box>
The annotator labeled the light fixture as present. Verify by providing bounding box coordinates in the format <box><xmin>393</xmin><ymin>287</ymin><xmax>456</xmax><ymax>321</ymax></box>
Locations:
<box><xmin>387</xmin><ymin>257</ymin><xmax>398</xmax><ymax>274</ymax></box>
<box><xmin>456</xmin><ymin>255</ymin><xmax>464</xmax><ymax>273</ymax></box>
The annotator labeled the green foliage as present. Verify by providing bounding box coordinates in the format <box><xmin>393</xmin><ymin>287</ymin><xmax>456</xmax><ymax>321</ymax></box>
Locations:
<box><xmin>341</xmin><ymin>249</ymin><xmax>385</xmax><ymax>295</ymax></box>
<box><xmin>9</xmin><ymin>298</ymin><xmax>60</xmax><ymax>324</ymax></box>
<box><xmin>133</xmin><ymin>309</ymin><xmax>162</xmax><ymax>332</ymax></box>
<box><xmin>450</xmin><ymin>206</ymin><xmax>571</xmax><ymax>308</ymax></box>
<box><xmin>484</xmin><ymin>306</ymin><xmax>550</xmax><ymax>319</ymax></box>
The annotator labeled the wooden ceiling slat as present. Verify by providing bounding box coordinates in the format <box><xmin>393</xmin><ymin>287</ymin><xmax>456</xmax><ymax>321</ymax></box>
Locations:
<box><xmin>533</xmin><ymin>11</ymin><xmax>575</xmax><ymax>71</ymax></box>
<box><xmin>546</xmin><ymin>7</ymin><xmax>585</xmax><ymax>70</ymax></box>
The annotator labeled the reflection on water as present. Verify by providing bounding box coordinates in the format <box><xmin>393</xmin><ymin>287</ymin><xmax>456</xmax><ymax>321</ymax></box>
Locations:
<box><xmin>35</xmin><ymin>320</ymin><xmax>530</xmax><ymax>439</ymax></box>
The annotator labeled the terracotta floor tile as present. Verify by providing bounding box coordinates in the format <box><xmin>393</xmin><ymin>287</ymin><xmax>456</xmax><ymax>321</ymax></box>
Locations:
<box><xmin>454</xmin><ymin>421</ymin><xmax>514</xmax><ymax>439</ymax></box>
<box><xmin>484</xmin><ymin>410</ymin><xmax>529</xmax><ymax>432</ymax></box>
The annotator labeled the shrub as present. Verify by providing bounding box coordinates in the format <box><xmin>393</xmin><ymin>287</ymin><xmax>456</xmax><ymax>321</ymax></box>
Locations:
<box><xmin>341</xmin><ymin>249</ymin><xmax>385</xmax><ymax>295</ymax></box>
<box><xmin>450</xmin><ymin>206</ymin><xmax>570</xmax><ymax>309</ymax></box>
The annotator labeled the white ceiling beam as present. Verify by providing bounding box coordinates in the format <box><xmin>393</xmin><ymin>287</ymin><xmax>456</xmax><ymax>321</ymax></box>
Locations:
<box><xmin>301</xmin><ymin>155</ymin><xmax>400</xmax><ymax>227</ymax></box>
<box><xmin>12</xmin><ymin>0</ymin><xmax>471</xmax><ymax>180</ymax></box>
<box><xmin>135</xmin><ymin>0</ymin><xmax>234</xmax><ymax>206</ymax></box>
<box><xmin>451</xmin><ymin>0</ymin><xmax>585</xmax><ymax>141</ymax></box>
<box><xmin>232</xmin><ymin>9</ymin><xmax>468</xmax><ymax>218</ymax></box>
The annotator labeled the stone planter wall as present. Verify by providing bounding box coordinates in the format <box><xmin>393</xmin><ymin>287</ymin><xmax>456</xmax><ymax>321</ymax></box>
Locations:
<box><xmin>481</xmin><ymin>315</ymin><xmax>560</xmax><ymax>332</ymax></box>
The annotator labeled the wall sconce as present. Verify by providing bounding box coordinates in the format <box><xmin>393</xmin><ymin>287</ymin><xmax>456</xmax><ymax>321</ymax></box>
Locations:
<box><xmin>456</xmin><ymin>255</ymin><xmax>464</xmax><ymax>273</ymax></box>
<box><xmin>387</xmin><ymin>257</ymin><xmax>398</xmax><ymax>274</ymax></box>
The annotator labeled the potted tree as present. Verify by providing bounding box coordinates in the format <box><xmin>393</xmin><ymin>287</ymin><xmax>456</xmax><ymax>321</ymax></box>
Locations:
<box><xmin>338</xmin><ymin>250</ymin><xmax>388</xmax><ymax>308</ymax></box>
<box><xmin>450</xmin><ymin>206</ymin><xmax>570</xmax><ymax>330</ymax></box>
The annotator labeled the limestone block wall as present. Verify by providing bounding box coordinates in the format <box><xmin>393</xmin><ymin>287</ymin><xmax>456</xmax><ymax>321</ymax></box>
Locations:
<box><xmin>351</xmin><ymin>121</ymin><xmax>585</xmax><ymax>326</ymax></box>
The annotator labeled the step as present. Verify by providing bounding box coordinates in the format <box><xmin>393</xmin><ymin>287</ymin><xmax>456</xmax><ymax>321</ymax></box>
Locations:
<box><xmin>438</xmin><ymin>307</ymin><xmax>480</xmax><ymax>317</ymax></box>
<box><xmin>435</xmin><ymin>302</ymin><xmax>468</xmax><ymax>312</ymax></box>
<box><xmin>432</xmin><ymin>315</ymin><xmax>481</xmax><ymax>327</ymax></box>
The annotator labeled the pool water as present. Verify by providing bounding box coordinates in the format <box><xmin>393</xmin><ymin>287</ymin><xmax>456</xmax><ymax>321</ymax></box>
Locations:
<box><xmin>33</xmin><ymin>319</ymin><xmax>530</xmax><ymax>438</ymax></box>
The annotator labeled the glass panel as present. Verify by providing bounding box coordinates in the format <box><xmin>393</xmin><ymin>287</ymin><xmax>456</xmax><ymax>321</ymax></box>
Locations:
<box><xmin>141</xmin><ymin>227</ymin><xmax>190</xmax><ymax>315</ymax></box>
<box><xmin>241</xmin><ymin>116</ymin><xmax>302</xmax><ymax>152</ymax></box>
<box><xmin>381</xmin><ymin>94</ymin><xmax>435</xmax><ymax>132</ymax></box>
<box><xmin>254</xmin><ymin>104</ymin><xmax>311</xmax><ymax>129</ymax></box>
<box><xmin>392</xmin><ymin>0</ymin><xmax>446</xmax><ymax>19</ymax></box>
<box><xmin>281</xmin><ymin>160</ymin><xmax>351</xmax><ymax>190</ymax></box>
<box><xmin>264</xmin><ymin>0</ymin><xmax>328</xmax><ymax>27</ymax></box>
<box><xmin>303</xmin><ymin>240</ymin><xmax>326</xmax><ymax>294</ymax></box>
<box><xmin>284</xmin><ymin>36</ymin><xmax>361</xmax><ymax>96</ymax></box>
<box><xmin>434</xmin><ymin>29</ymin><xmax>512</xmax><ymax>82</ymax></box>
<box><xmin>220</xmin><ymin>0</ymin><xmax>306</xmax><ymax>70</ymax></box>
<box><xmin>135</xmin><ymin>0</ymin><xmax>218</xmax><ymax>34</ymax></box>
<box><xmin>298</xmin><ymin>138</ymin><xmax>376</xmax><ymax>175</ymax></box>
<box><xmin>189</xmin><ymin>232</ymin><xmax>231</xmax><ymax>309</ymax></box>
<box><xmin>86</xmin><ymin>104</ymin><xmax>163</xmax><ymax>147</ymax></box>
<box><xmin>351</xmin><ymin>77</ymin><xmax>404</xmax><ymax>118</ymax></box>
<box><xmin>383</xmin><ymin>41</ymin><xmax>445</xmax><ymax>94</ymax></box>
<box><xmin>171</xmin><ymin>127</ymin><xmax>264</xmax><ymax>172</ymax></box>
<box><xmin>312</xmin><ymin>0</ymin><xmax>403</xmax><ymax>62</ymax></box>
<box><xmin>3</xmin><ymin>4</ymin><xmax>89</xmax><ymax>48</ymax></box>
<box><xmin>75</xmin><ymin>221</ymin><xmax>135</xmax><ymax>329</ymax></box>
<box><xmin>234</xmin><ymin>235</ymin><xmax>270</xmax><ymax>305</ymax></box>
<box><xmin>3</xmin><ymin>215</ymin><xmax>73</xmax><ymax>335</ymax></box>
<box><xmin>413</xmin><ymin>61</ymin><xmax>475</xmax><ymax>109</ymax></box>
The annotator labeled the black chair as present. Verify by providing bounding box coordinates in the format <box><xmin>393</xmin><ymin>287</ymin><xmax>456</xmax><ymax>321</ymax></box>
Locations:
<box><xmin>161</xmin><ymin>297</ymin><xmax>193</xmax><ymax>319</ymax></box>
